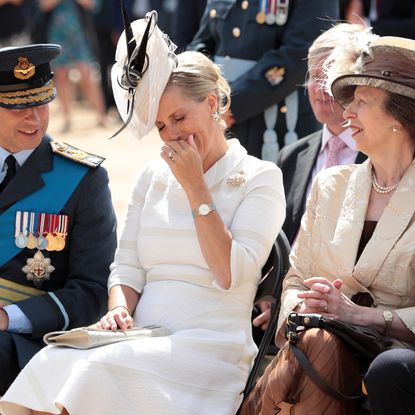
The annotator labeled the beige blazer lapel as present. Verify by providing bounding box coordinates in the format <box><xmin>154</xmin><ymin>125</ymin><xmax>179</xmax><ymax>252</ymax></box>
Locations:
<box><xmin>356</xmin><ymin>160</ymin><xmax>415</xmax><ymax>287</ymax></box>
<box><xmin>331</xmin><ymin>161</ymin><xmax>372</xmax><ymax>280</ymax></box>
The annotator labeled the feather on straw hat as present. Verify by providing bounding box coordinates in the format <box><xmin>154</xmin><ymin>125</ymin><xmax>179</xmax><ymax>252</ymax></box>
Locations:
<box><xmin>329</xmin><ymin>36</ymin><xmax>415</xmax><ymax>108</ymax></box>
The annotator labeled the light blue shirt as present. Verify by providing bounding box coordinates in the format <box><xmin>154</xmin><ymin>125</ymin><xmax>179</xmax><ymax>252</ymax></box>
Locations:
<box><xmin>0</xmin><ymin>147</ymin><xmax>34</xmax><ymax>181</ymax></box>
<box><xmin>1</xmin><ymin>146</ymin><xmax>35</xmax><ymax>333</ymax></box>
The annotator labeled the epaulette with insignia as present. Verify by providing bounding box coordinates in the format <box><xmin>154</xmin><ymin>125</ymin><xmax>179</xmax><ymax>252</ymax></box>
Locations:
<box><xmin>50</xmin><ymin>142</ymin><xmax>105</xmax><ymax>168</ymax></box>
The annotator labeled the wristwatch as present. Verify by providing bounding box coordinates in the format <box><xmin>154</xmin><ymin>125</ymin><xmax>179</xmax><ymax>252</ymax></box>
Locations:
<box><xmin>192</xmin><ymin>203</ymin><xmax>216</xmax><ymax>218</ymax></box>
<box><xmin>381</xmin><ymin>310</ymin><xmax>394</xmax><ymax>337</ymax></box>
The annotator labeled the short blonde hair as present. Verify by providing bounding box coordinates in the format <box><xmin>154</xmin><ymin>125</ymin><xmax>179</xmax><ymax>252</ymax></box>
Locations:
<box><xmin>166</xmin><ymin>51</ymin><xmax>231</xmax><ymax>128</ymax></box>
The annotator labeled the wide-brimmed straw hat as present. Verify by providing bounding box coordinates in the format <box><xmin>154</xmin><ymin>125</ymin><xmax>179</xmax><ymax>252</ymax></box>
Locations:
<box><xmin>111</xmin><ymin>8</ymin><xmax>177</xmax><ymax>138</ymax></box>
<box><xmin>0</xmin><ymin>43</ymin><xmax>61</xmax><ymax>109</ymax></box>
<box><xmin>331</xmin><ymin>36</ymin><xmax>415</xmax><ymax>108</ymax></box>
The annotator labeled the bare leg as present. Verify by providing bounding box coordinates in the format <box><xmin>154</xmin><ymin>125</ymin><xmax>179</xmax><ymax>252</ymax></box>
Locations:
<box><xmin>53</xmin><ymin>67</ymin><xmax>72</xmax><ymax>132</ymax></box>
<box><xmin>76</xmin><ymin>62</ymin><xmax>107</xmax><ymax>126</ymax></box>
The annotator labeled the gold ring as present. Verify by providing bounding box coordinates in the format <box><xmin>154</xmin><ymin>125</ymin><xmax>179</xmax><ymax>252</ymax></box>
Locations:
<box><xmin>168</xmin><ymin>150</ymin><xmax>175</xmax><ymax>161</ymax></box>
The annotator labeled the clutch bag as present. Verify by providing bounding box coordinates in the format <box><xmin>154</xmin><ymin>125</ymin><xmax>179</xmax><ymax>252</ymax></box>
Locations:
<box><xmin>43</xmin><ymin>324</ymin><xmax>169</xmax><ymax>349</ymax></box>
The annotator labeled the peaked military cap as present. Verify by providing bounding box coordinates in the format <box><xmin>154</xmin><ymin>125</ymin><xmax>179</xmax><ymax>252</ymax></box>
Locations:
<box><xmin>0</xmin><ymin>43</ymin><xmax>61</xmax><ymax>109</ymax></box>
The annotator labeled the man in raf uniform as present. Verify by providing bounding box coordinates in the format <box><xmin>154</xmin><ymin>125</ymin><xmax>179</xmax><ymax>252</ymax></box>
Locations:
<box><xmin>188</xmin><ymin>0</ymin><xmax>339</xmax><ymax>161</ymax></box>
<box><xmin>0</xmin><ymin>44</ymin><xmax>117</xmax><ymax>394</ymax></box>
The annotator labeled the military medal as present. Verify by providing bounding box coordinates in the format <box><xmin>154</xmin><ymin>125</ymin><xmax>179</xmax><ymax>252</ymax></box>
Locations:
<box><xmin>22</xmin><ymin>250</ymin><xmax>55</xmax><ymax>288</ymax></box>
<box><xmin>54</xmin><ymin>215</ymin><xmax>68</xmax><ymax>251</ymax></box>
<box><xmin>275</xmin><ymin>0</ymin><xmax>289</xmax><ymax>26</ymax></box>
<box><xmin>37</xmin><ymin>213</ymin><xmax>48</xmax><ymax>250</ymax></box>
<box><xmin>45</xmin><ymin>214</ymin><xmax>57</xmax><ymax>252</ymax></box>
<box><xmin>256</xmin><ymin>0</ymin><xmax>266</xmax><ymax>24</ymax></box>
<box><xmin>265</xmin><ymin>0</ymin><xmax>276</xmax><ymax>25</ymax></box>
<box><xmin>15</xmin><ymin>211</ymin><xmax>28</xmax><ymax>248</ymax></box>
<box><xmin>26</xmin><ymin>212</ymin><xmax>38</xmax><ymax>249</ymax></box>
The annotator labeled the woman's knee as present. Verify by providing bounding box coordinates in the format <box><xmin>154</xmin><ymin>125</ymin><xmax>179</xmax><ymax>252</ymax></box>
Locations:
<box><xmin>365</xmin><ymin>348</ymin><xmax>415</xmax><ymax>389</ymax></box>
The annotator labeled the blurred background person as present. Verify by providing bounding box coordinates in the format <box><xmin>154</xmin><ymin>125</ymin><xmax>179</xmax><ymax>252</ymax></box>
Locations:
<box><xmin>133</xmin><ymin>0</ymin><xmax>177</xmax><ymax>32</ymax></box>
<box><xmin>0</xmin><ymin>0</ymin><xmax>33</xmax><ymax>48</ymax></box>
<box><xmin>252</xmin><ymin>22</ymin><xmax>368</xmax><ymax>345</ymax></box>
<box><xmin>188</xmin><ymin>0</ymin><xmax>339</xmax><ymax>162</ymax></box>
<box><xmin>35</xmin><ymin>0</ymin><xmax>107</xmax><ymax>133</ymax></box>
<box><xmin>340</xmin><ymin>0</ymin><xmax>415</xmax><ymax>39</ymax></box>
<box><xmin>277</xmin><ymin>23</ymin><xmax>368</xmax><ymax>246</ymax></box>
<box><xmin>170</xmin><ymin>0</ymin><xmax>206</xmax><ymax>52</ymax></box>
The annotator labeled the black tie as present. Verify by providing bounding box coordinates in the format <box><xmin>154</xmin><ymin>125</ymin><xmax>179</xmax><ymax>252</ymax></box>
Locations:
<box><xmin>0</xmin><ymin>155</ymin><xmax>17</xmax><ymax>193</ymax></box>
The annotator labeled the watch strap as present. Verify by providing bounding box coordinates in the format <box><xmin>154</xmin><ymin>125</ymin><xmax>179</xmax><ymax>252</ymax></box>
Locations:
<box><xmin>192</xmin><ymin>202</ymin><xmax>216</xmax><ymax>218</ymax></box>
<box><xmin>381</xmin><ymin>310</ymin><xmax>394</xmax><ymax>337</ymax></box>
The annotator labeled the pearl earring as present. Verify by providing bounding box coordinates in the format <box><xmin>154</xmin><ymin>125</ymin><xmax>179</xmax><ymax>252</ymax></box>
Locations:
<box><xmin>391</xmin><ymin>126</ymin><xmax>400</xmax><ymax>133</ymax></box>
<box><xmin>211</xmin><ymin>111</ymin><xmax>220</xmax><ymax>122</ymax></box>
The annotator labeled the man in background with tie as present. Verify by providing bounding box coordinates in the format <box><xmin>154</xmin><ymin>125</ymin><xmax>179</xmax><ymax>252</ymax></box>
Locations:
<box><xmin>0</xmin><ymin>44</ymin><xmax>117</xmax><ymax>394</ymax></box>
<box><xmin>252</xmin><ymin>23</ymin><xmax>368</xmax><ymax>335</ymax></box>
<box><xmin>276</xmin><ymin>23</ymin><xmax>369</xmax><ymax>246</ymax></box>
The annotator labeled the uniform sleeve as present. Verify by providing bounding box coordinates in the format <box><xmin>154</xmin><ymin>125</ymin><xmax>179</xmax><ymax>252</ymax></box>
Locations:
<box><xmin>107</xmin><ymin>166</ymin><xmax>152</xmax><ymax>294</ymax></box>
<box><xmin>17</xmin><ymin>167</ymin><xmax>117</xmax><ymax>339</ymax></box>
<box><xmin>230</xmin><ymin>0</ymin><xmax>339</xmax><ymax>123</ymax></box>
<box><xmin>217</xmin><ymin>162</ymin><xmax>285</xmax><ymax>291</ymax></box>
<box><xmin>186</xmin><ymin>1</ymin><xmax>217</xmax><ymax>53</ymax></box>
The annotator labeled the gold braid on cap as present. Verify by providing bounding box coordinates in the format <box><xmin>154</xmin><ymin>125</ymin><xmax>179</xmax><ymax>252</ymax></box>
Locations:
<box><xmin>0</xmin><ymin>81</ymin><xmax>54</xmax><ymax>105</ymax></box>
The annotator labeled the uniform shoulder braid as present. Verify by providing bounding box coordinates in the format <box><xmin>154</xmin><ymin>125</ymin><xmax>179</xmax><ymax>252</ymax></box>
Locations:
<box><xmin>50</xmin><ymin>141</ymin><xmax>105</xmax><ymax>168</ymax></box>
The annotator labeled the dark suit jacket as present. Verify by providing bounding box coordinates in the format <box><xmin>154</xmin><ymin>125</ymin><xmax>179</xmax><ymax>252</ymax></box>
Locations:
<box><xmin>341</xmin><ymin>0</ymin><xmax>415</xmax><ymax>39</ymax></box>
<box><xmin>277</xmin><ymin>130</ymin><xmax>367</xmax><ymax>245</ymax></box>
<box><xmin>0</xmin><ymin>136</ymin><xmax>117</xmax><ymax>385</ymax></box>
<box><xmin>372</xmin><ymin>0</ymin><xmax>415</xmax><ymax>39</ymax></box>
<box><xmin>188</xmin><ymin>0</ymin><xmax>338</xmax><ymax>158</ymax></box>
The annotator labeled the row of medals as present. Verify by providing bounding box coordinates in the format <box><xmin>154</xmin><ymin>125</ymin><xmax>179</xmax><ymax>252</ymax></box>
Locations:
<box><xmin>255</xmin><ymin>0</ymin><xmax>289</xmax><ymax>26</ymax></box>
<box><xmin>15</xmin><ymin>211</ymin><xmax>68</xmax><ymax>252</ymax></box>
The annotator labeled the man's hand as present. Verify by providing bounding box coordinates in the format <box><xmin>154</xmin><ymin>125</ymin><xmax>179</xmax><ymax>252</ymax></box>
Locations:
<box><xmin>252</xmin><ymin>301</ymin><xmax>271</xmax><ymax>330</ymax></box>
<box><xmin>0</xmin><ymin>304</ymin><xmax>9</xmax><ymax>331</ymax></box>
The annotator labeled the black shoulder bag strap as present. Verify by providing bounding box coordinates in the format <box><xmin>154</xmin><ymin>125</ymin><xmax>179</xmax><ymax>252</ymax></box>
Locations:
<box><xmin>287</xmin><ymin>313</ymin><xmax>363</xmax><ymax>403</ymax></box>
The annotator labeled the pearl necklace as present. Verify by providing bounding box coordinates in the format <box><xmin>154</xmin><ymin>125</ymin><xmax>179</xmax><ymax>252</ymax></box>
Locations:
<box><xmin>372</xmin><ymin>172</ymin><xmax>399</xmax><ymax>194</ymax></box>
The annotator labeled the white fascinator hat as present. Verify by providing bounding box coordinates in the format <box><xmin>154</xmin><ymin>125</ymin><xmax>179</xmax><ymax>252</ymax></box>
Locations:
<box><xmin>111</xmin><ymin>4</ymin><xmax>177</xmax><ymax>139</ymax></box>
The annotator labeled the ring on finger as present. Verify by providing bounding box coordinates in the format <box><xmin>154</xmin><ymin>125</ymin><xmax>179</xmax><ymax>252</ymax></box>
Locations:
<box><xmin>168</xmin><ymin>150</ymin><xmax>175</xmax><ymax>161</ymax></box>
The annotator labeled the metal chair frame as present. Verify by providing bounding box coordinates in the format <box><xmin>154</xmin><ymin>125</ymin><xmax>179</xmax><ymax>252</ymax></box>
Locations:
<box><xmin>237</xmin><ymin>230</ymin><xmax>291</xmax><ymax>412</ymax></box>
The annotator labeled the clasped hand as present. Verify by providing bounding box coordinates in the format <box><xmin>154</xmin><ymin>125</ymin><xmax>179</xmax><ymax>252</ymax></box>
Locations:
<box><xmin>297</xmin><ymin>277</ymin><xmax>358</xmax><ymax>323</ymax></box>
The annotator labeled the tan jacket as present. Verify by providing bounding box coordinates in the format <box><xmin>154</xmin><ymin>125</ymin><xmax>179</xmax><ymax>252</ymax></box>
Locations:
<box><xmin>277</xmin><ymin>159</ymin><xmax>415</xmax><ymax>347</ymax></box>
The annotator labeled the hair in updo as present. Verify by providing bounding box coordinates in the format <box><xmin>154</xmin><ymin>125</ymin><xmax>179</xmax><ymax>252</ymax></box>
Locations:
<box><xmin>165</xmin><ymin>51</ymin><xmax>231</xmax><ymax>129</ymax></box>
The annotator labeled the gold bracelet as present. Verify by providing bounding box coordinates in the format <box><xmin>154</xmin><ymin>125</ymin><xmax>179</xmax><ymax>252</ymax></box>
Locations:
<box><xmin>110</xmin><ymin>305</ymin><xmax>131</xmax><ymax>315</ymax></box>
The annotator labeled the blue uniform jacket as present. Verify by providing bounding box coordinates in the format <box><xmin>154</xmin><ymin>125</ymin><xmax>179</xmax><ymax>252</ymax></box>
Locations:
<box><xmin>0</xmin><ymin>136</ymin><xmax>117</xmax><ymax>374</ymax></box>
<box><xmin>188</xmin><ymin>0</ymin><xmax>339</xmax><ymax>158</ymax></box>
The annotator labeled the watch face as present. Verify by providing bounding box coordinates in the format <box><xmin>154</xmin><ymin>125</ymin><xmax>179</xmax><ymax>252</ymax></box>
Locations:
<box><xmin>199</xmin><ymin>204</ymin><xmax>210</xmax><ymax>215</ymax></box>
<box><xmin>384</xmin><ymin>310</ymin><xmax>394</xmax><ymax>321</ymax></box>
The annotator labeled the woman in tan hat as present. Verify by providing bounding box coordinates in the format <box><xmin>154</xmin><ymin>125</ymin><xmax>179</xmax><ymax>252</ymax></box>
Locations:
<box><xmin>239</xmin><ymin>35</ymin><xmax>415</xmax><ymax>414</ymax></box>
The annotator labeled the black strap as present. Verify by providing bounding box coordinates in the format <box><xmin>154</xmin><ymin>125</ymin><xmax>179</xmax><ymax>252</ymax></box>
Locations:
<box><xmin>289</xmin><ymin>342</ymin><xmax>362</xmax><ymax>403</ymax></box>
<box><xmin>0</xmin><ymin>155</ymin><xmax>16</xmax><ymax>193</ymax></box>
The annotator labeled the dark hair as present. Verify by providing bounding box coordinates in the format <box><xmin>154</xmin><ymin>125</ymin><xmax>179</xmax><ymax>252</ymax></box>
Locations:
<box><xmin>384</xmin><ymin>92</ymin><xmax>415</xmax><ymax>146</ymax></box>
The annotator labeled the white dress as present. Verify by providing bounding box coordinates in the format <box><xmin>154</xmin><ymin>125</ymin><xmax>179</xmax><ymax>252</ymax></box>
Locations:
<box><xmin>0</xmin><ymin>140</ymin><xmax>285</xmax><ymax>415</ymax></box>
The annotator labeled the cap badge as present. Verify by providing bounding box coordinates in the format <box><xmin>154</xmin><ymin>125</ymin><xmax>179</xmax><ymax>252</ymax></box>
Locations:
<box><xmin>14</xmin><ymin>56</ymin><xmax>36</xmax><ymax>80</ymax></box>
